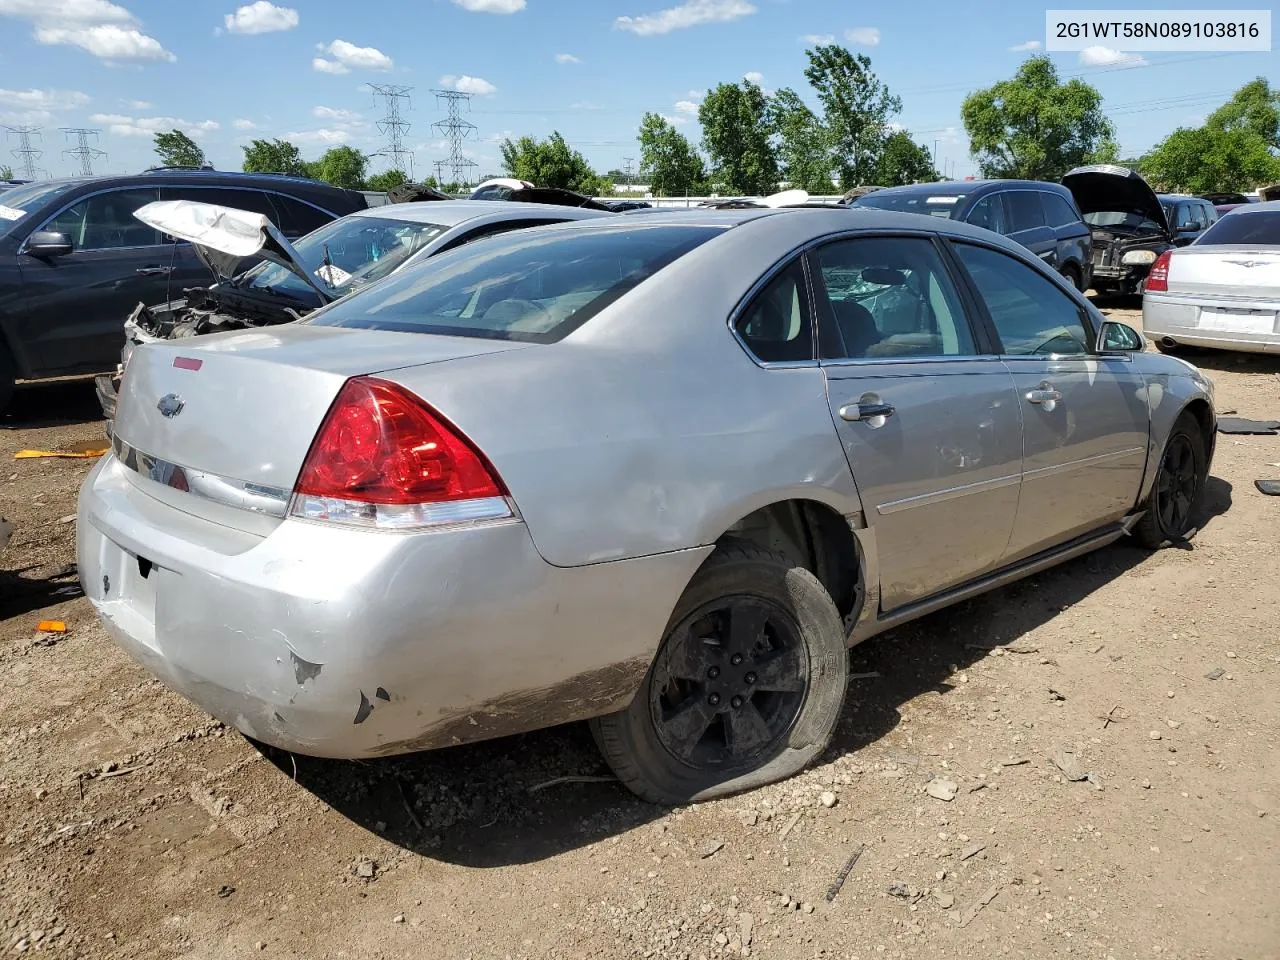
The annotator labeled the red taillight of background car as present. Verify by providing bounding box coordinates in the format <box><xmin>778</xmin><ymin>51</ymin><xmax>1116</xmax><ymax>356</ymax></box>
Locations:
<box><xmin>291</xmin><ymin>376</ymin><xmax>511</xmax><ymax>530</ymax></box>
<box><xmin>1145</xmin><ymin>250</ymin><xmax>1173</xmax><ymax>292</ymax></box>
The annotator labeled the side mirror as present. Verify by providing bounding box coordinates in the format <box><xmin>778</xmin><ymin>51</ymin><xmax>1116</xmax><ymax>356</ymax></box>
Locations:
<box><xmin>25</xmin><ymin>230</ymin><xmax>73</xmax><ymax>258</ymax></box>
<box><xmin>1097</xmin><ymin>320</ymin><xmax>1145</xmax><ymax>353</ymax></box>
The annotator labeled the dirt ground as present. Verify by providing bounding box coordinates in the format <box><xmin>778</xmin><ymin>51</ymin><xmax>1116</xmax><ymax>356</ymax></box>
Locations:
<box><xmin>1</xmin><ymin>303</ymin><xmax>1277</xmax><ymax>960</ymax></box>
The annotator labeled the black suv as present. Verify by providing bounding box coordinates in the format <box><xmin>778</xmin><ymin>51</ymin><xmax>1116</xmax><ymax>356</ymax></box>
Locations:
<box><xmin>0</xmin><ymin>168</ymin><xmax>368</xmax><ymax>411</ymax></box>
<box><xmin>851</xmin><ymin>179</ymin><xmax>1093</xmax><ymax>291</ymax></box>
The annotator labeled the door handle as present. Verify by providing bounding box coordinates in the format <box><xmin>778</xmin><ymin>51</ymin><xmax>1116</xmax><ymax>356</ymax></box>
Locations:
<box><xmin>136</xmin><ymin>266</ymin><xmax>172</xmax><ymax>276</ymax></box>
<box><xmin>839</xmin><ymin>401</ymin><xmax>896</xmax><ymax>422</ymax></box>
<box><xmin>1025</xmin><ymin>381</ymin><xmax>1062</xmax><ymax>409</ymax></box>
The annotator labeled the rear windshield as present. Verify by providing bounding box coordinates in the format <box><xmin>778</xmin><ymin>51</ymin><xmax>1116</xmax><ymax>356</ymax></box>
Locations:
<box><xmin>854</xmin><ymin>191</ymin><xmax>965</xmax><ymax>218</ymax></box>
<box><xmin>1196</xmin><ymin>211</ymin><xmax>1280</xmax><ymax>246</ymax></box>
<box><xmin>307</xmin><ymin>222</ymin><xmax>725</xmax><ymax>343</ymax></box>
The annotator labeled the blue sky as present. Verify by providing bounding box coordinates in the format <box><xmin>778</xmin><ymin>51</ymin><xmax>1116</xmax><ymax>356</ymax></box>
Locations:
<box><xmin>0</xmin><ymin>0</ymin><xmax>1275</xmax><ymax>184</ymax></box>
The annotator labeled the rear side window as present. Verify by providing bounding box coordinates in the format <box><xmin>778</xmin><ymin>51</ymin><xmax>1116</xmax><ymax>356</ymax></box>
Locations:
<box><xmin>1197</xmin><ymin>211</ymin><xmax>1280</xmax><ymax>245</ymax></box>
<box><xmin>308</xmin><ymin>223</ymin><xmax>725</xmax><ymax>343</ymax></box>
<box><xmin>1041</xmin><ymin>192</ymin><xmax>1081</xmax><ymax>228</ymax></box>
<box><xmin>269</xmin><ymin>194</ymin><xmax>334</xmax><ymax>237</ymax></box>
<box><xmin>734</xmin><ymin>259</ymin><xmax>813</xmax><ymax>363</ymax></box>
<box><xmin>159</xmin><ymin>186</ymin><xmax>278</xmax><ymax>223</ymax></box>
<box><xmin>1005</xmin><ymin>191</ymin><xmax>1046</xmax><ymax>232</ymax></box>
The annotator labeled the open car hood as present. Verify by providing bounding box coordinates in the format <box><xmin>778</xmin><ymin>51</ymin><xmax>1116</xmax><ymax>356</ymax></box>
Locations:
<box><xmin>1062</xmin><ymin>165</ymin><xmax>1170</xmax><ymax>234</ymax></box>
<box><xmin>132</xmin><ymin>199</ymin><xmax>334</xmax><ymax>303</ymax></box>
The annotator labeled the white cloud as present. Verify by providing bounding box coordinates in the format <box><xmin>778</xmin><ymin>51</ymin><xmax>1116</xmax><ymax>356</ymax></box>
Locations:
<box><xmin>673</xmin><ymin>99</ymin><xmax>700</xmax><ymax>116</ymax></box>
<box><xmin>1079</xmin><ymin>45</ymin><xmax>1147</xmax><ymax>67</ymax></box>
<box><xmin>0</xmin><ymin>87</ymin><xmax>90</xmax><ymax>125</ymax></box>
<box><xmin>0</xmin><ymin>0</ymin><xmax>176</xmax><ymax>63</ymax></box>
<box><xmin>89</xmin><ymin>112</ymin><xmax>219</xmax><ymax>138</ymax></box>
<box><xmin>743</xmin><ymin>71</ymin><xmax>764</xmax><ymax>85</ymax></box>
<box><xmin>615</xmin><ymin>0</ymin><xmax>756</xmax><ymax>36</ymax></box>
<box><xmin>286</xmin><ymin>128</ymin><xmax>350</xmax><ymax>145</ymax></box>
<box><xmin>223</xmin><ymin>2</ymin><xmax>297</xmax><ymax>34</ymax></box>
<box><xmin>845</xmin><ymin>26</ymin><xmax>879</xmax><ymax>46</ymax></box>
<box><xmin>122</xmin><ymin>98</ymin><xmax>150</xmax><ymax>109</ymax></box>
<box><xmin>451</xmin><ymin>0</ymin><xmax>524</xmax><ymax>12</ymax></box>
<box><xmin>800</xmin><ymin>33</ymin><xmax>835</xmax><ymax>45</ymax></box>
<box><xmin>439</xmin><ymin>74</ymin><xmax>497</xmax><ymax>96</ymax></box>
<box><xmin>313</xmin><ymin>39</ymin><xmax>393</xmax><ymax>73</ymax></box>
<box><xmin>660</xmin><ymin>114</ymin><xmax>689</xmax><ymax>126</ymax></box>
<box><xmin>554</xmin><ymin>52</ymin><xmax>581</xmax><ymax>63</ymax></box>
<box><xmin>1008</xmin><ymin>39</ymin><xmax>1041</xmax><ymax>51</ymax></box>
<box><xmin>313</xmin><ymin>105</ymin><xmax>361</xmax><ymax>123</ymax></box>
<box><xmin>570</xmin><ymin>101</ymin><xmax>603</xmax><ymax>110</ymax></box>
<box><xmin>233</xmin><ymin>118</ymin><xmax>257</xmax><ymax>130</ymax></box>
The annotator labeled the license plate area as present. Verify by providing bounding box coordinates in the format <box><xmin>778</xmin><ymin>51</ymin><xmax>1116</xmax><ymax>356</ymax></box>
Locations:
<box><xmin>100</xmin><ymin>538</ymin><xmax>160</xmax><ymax>650</ymax></box>
<box><xmin>1198</xmin><ymin>307</ymin><xmax>1277</xmax><ymax>335</ymax></box>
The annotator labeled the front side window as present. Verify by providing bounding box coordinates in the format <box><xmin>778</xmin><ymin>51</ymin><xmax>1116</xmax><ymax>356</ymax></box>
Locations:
<box><xmin>953</xmin><ymin>243</ymin><xmax>1091</xmax><ymax>357</ymax></box>
<box><xmin>815</xmin><ymin>236</ymin><xmax>976</xmax><ymax>359</ymax></box>
<box><xmin>307</xmin><ymin>223</ymin><xmax>725</xmax><ymax>343</ymax></box>
<box><xmin>1041</xmin><ymin>193</ymin><xmax>1081</xmax><ymax>228</ymax></box>
<box><xmin>734</xmin><ymin>259</ymin><xmax>813</xmax><ymax>363</ymax></box>
<box><xmin>43</xmin><ymin>188</ymin><xmax>160</xmax><ymax>250</ymax></box>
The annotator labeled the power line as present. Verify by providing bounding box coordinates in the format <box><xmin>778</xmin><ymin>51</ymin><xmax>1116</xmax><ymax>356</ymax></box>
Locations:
<box><xmin>431</xmin><ymin>90</ymin><xmax>479</xmax><ymax>187</ymax></box>
<box><xmin>368</xmin><ymin>83</ymin><xmax>414</xmax><ymax>178</ymax></box>
<box><xmin>60</xmin><ymin>127</ymin><xmax>107</xmax><ymax>177</ymax></box>
<box><xmin>5</xmin><ymin>125</ymin><xmax>44</xmax><ymax>179</ymax></box>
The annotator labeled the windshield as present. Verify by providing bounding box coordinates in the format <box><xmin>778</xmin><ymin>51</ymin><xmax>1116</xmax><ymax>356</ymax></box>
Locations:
<box><xmin>854</xmin><ymin>192</ymin><xmax>966</xmax><ymax>218</ymax></box>
<box><xmin>243</xmin><ymin>215</ymin><xmax>447</xmax><ymax>297</ymax></box>
<box><xmin>307</xmin><ymin>222</ymin><xmax>725</xmax><ymax>343</ymax></box>
<box><xmin>1083</xmin><ymin>211</ymin><xmax>1164</xmax><ymax>232</ymax></box>
<box><xmin>0</xmin><ymin>181</ymin><xmax>83</xmax><ymax>235</ymax></box>
<box><xmin>1196</xmin><ymin>211</ymin><xmax>1280</xmax><ymax>246</ymax></box>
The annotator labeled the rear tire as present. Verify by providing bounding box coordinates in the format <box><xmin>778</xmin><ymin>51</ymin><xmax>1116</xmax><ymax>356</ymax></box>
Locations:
<box><xmin>1133</xmin><ymin>410</ymin><xmax>1208</xmax><ymax>548</ymax></box>
<box><xmin>1060</xmin><ymin>263</ymin><xmax>1082</xmax><ymax>291</ymax></box>
<box><xmin>1154</xmin><ymin>340</ymin><xmax>1181</xmax><ymax>355</ymax></box>
<box><xmin>591</xmin><ymin>541</ymin><xmax>848</xmax><ymax>805</ymax></box>
<box><xmin>0</xmin><ymin>346</ymin><xmax>14</xmax><ymax>417</ymax></box>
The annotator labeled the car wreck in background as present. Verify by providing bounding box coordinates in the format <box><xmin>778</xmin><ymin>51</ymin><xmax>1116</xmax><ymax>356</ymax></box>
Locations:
<box><xmin>95</xmin><ymin>196</ymin><xmax>613</xmax><ymax>427</ymax></box>
<box><xmin>1063</xmin><ymin>164</ymin><xmax>1176</xmax><ymax>296</ymax></box>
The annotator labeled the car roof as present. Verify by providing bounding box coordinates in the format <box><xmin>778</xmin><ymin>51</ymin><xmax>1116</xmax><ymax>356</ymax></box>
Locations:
<box><xmin>1222</xmin><ymin>199</ymin><xmax>1280</xmax><ymax>214</ymax></box>
<box><xmin>346</xmin><ymin>199</ymin><xmax>611</xmax><ymax>227</ymax></box>
<box><xmin>1157</xmin><ymin>193</ymin><xmax>1201</xmax><ymax>201</ymax></box>
<box><xmin>865</xmin><ymin>179</ymin><xmax>1069</xmax><ymax>199</ymax></box>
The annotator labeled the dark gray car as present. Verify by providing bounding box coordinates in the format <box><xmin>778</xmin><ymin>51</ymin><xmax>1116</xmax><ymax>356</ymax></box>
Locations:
<box><xmin>0</xmin><ymin>170</ymin><xmax>368</xmax><ymax>412</ymax></box>
<box><xmin>852</xmin><ymin>179</ymin><xmax>1094</xmax><ymax>291</ymax></box>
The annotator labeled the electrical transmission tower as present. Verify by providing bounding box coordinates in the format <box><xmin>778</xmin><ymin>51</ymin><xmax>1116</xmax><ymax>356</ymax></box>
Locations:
<box><xmin>430</xmin><ymin>90</ymin><xmax>478</xmax><ymax>187</ymax></box>
<box><xmin>61</xmin><ymin>127</ymin><xmax>107</xmax><ymax>177</ymax></box>
<box><xmin>367</xmin><ymin>83</ymin><xmax>414</xmax><ymax>178</ymax></box>
<box><xmin>5</xmin><ymin>125</ymin><xmax>44</xmax><ymax>179</ymax></box>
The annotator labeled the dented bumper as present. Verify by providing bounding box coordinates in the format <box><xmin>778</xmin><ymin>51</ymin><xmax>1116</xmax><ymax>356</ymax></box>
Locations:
<box><xmin>76</xmin><ymin>454</ymin><xmax>705</xmax><ymax>758</ymax></box>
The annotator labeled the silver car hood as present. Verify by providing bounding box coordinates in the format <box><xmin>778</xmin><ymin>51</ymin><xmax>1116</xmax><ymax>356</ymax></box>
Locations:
<box><xmin>133</xmin><ymin>200</ymin><xmax>334</xmax><ymax>302</ymax></box>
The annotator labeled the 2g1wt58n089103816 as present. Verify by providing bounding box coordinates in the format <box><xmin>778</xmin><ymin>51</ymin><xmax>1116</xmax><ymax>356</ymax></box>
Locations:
<box><xmin>1046</xmin><ymin>9</ymin><xmax>1271</xmax><ymax>51</ymax></box>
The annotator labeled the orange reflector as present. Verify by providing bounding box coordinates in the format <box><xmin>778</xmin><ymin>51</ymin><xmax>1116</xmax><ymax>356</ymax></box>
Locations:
<box><xmin>36</xmin><ymin>620</ymin><xmax>67</xmax><ymax>633</ymax></box>
<box><xmin>15</xmin><ymin>448</ymin><xmax>108</xmax><ymax>460</ymax></box>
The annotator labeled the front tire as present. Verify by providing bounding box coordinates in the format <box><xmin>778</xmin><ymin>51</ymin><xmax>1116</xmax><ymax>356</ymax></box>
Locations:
<box><xmin>1060</xmin><ymin>263</ymin><xmax>1082</xmax><ymax>291</ymax></box>
<box><xmin>591</xmin><ymin>541</ymin><xmax>848</xmax><ymax>805</ymax></box>
<box><xmin>0</xmin><ymin>345</ymin><xmax>14</xmax><ymax>416</ymax></box>
<box><xmin>1133</xmin><ymin>410</ymin><xmax>1208</xmax><ymax>548</ymax></box>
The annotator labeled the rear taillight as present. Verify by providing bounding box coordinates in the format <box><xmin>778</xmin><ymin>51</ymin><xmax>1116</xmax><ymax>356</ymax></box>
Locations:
<box><xmin>290</xmin><ymin>376</ymin><xmax>511</xmax><ymax>530</ymax></box>
<box><xmin>1145</xmin><ymin>250</ymin><xmax>1173</xmax><ymax>292</ymax></box>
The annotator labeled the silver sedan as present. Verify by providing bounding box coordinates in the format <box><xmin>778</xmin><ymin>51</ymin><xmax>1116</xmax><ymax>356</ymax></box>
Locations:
<box><xmin>78</xmin><ymin>208</ymin><xmax>1216</xmax><ymax>805</ymax></box>
<box><xmin>1143</xmin><ymin>200</ymin><xmax>1280</xmax><ymax>355</ymax></box>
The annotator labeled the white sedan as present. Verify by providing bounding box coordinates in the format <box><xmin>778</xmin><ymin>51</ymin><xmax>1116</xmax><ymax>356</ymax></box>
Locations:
<box><xmin>1143</xmin><ymin>200</ymin><xmax>1280</xmax><ymax>355</ymax></box>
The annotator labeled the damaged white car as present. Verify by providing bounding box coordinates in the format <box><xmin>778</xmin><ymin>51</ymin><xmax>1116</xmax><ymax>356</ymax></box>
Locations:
<box><xmin>96</xmin><ymin>197</ymin><xmax>613</xmax><ymax>427</ymax></box>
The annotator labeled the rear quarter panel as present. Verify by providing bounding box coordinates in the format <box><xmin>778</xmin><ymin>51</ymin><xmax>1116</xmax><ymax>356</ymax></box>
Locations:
<box><xmin>1132</xmin><ymin>353</ymin><xmax>1216</xmax><ymax>503</ymax></box>
<box><xmin>384</xmin><ymin>215</ymin><xmax>866</xmax><ymax>568</ymax></box>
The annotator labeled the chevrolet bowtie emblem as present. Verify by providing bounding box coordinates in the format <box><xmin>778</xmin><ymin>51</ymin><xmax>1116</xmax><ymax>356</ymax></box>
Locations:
<box><xmin>157</xmin><ymin>393</ymin><xmax>185</xmax><ymax>418</ymax></box>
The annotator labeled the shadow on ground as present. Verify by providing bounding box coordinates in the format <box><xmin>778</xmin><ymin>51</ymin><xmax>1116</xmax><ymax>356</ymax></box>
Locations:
<box><xmin>0</xmin><ymin>563</ymin><xmax>82</xmax><ymax>620</ymax></box>
<box><xmin>256</xmin><ymin>479</ymin><xmax>1233</xmax><ymax>869</ymax></box>
<box><xmin>1</xmin><ymin>380</ymin><xmax>103</xmax><ymax>430</ymax></box>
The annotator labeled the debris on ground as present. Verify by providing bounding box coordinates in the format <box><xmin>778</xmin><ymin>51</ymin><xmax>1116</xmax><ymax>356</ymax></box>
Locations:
<box><xmin>824</xmin><ymin>844</ymin><xmax>866</xmax><ymax>902</ymax></box>
<box><xmin>1051</xmin><ymin>749</ymin><xmax>1089</xmax><ymax>782</ymax></box>
<box><xmin>956</xmin><ymin>883</ymin><xmax>1003</xmax><ymax>928</ymax></box>
<box><xmin>925</xmin><ymin>778</ymin><xmax>958</xmax><ymax>801</ymax></box>
<box><xmin>14</xmin><ymin>447</ymin><xmax>108</xmax><ymax>460</ymax></box>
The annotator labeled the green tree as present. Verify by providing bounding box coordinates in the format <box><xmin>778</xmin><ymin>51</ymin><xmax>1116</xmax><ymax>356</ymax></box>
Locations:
<box><xmin>241</xmin><ymin>138</ymin><xmax>309</xmax><ymax>177</ymax></box>
<box><xmin>961</xmin><ymin>56</ymin><xmax>1114</xmax><ymax>181</ymax></box>
<box><xmin>1206</xmin><ymin>77</ymin><xmax>1280</xmax><ymax>148</ymax></box>
<box><xmin>365</xmin><ymin>169</ymin><xmax>410</xmax><ymax>192</ymax></box>
<box><xmin>499</xmin><ymin>131</ymin><xmax>608</xmax><ymax>194</ymax></box>
<box><xmin>153</xmin><ymin>129</ymin><xmax>207</xmax><ymax>168</ymax></box>
<box><xmin>871</xmin><ymin>131</ymin><xmax>939</xmax><ymax>186</ymax></box>
<box><xmin>307</xmin><ymin>146</ymin><xmax>369</xmax><ymax>190</ymax></box>
<box><xmin>1141</xmin><ymin>126</ymin><xmax>1280</xmax><ymax>193</ymax></box>
<box><xmin>767</xmin><ymin>88</ymin><xmax>833</xmax><ymax>193</ymax></box>
<box><xmin>0</xmin><ymin>165</ymin><xmax>14</xmax><ymax>180</ymax></box>
<box><xmin>803</xmin><ymin>45</ymin><xmax>901</xmax><ymax>189</ymax></box>
<box><xmin>637</xmin><ymin>112</ymin><xmax>707</xmax><ymax>196</ymax></box>
<box><xmin>698</xmin><ymin>79</ymin><xmax>780</xmax><ymax>195</ymax></box>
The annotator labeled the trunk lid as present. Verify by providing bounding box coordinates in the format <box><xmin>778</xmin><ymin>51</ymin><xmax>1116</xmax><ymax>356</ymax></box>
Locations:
<box><xmin>112</xmin><ymin>325</ymin><xmax>528</xmax><ymax>530</ymax></box>
<box><xmin>133</xmin><ymin>199</ymin><xmax>335</xmax><ymax>302</ymax></box>
<box><xmin>1063</xmin><ymin>164</ymin><xmax>1171</xmax><ymax>237</ymax></box>
<box><xmin>1165</xmin><ymin>246</ymin><xmax>1280</xmax><ymax>301</ymax></box>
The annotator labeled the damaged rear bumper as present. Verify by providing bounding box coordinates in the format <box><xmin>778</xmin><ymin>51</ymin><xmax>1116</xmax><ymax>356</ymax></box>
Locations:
<box><xmin>76</xmin><ymin>455</ymin><xmax>705</xmax><ymax>758</ymax></box>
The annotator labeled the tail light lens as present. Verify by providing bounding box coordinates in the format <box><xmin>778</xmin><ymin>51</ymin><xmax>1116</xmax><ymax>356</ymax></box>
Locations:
<box><xmin>1145</xmin><ymin>250</ymin><xmax>1173</xmax><ymax>292</ymax></box>
<box><xmin>291</xmin><ymin>376</ymin><xmax>511</xmax><ymax>530</ymax></box>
